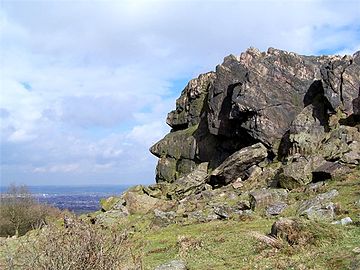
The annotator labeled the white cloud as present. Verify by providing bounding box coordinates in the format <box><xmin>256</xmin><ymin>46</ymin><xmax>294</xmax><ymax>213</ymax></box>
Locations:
<box><xmin>0</xmin><ymin>0</ymin><xmax>359</xmax><ymax>185</ymax></box>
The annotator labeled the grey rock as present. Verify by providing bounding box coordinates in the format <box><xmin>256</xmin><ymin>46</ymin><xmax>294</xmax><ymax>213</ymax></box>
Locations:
<box><xmin>210</xmin><ymin>143</ymin><xmax>268</xmax><ymax>186</ymax></box>
<box><xmin>95</xmin><ymin>210</ymin><xmax>128</xmax><ymax>226</ymax></box>
<box><xmin>249</xmin><ymin>188</ymin><xmax>288</xmax><ymax>210</ymax></box>
<box><xmin>154</xmin><ymin>260</ymin><xmax>187</xmax><ymax>270</ymax></box>
<box><xmin>306</xmin><ymin>181</ymin><xmax>325</xmax><ymax>193</ymax></box>
<box><xmin>153</xmin><ymin>209</ymin><xmax>176</xmax><ymax>227</ymax></box>
<box><xmin>312</xmin><ymin>161</ymin><xmax>351</xmax><ymax>181</ymax></box>
<box><xmin>266</xmin><ymin>202</ymin><xmax>288</xmax><ymax>216</ymax></box>
<box><xmin>298</xmin><ymin>189</ymin><xmax>339</xmax><ymax>220</ymax></box>
<box><xmin>151</xmin><ymin>48</ymin><xmax>359</xmax><ymax>187</ymax></box>
<box><xmin>332</xmin><ymin>217</ymin><xmax>353</xmax><ymax>225</ymax></box>
<box><xmin>278</xmin><ymin>156</ymin><xmax>324</xmax><ymax>189</ymax></box>
<box><xmin>213</xmin><ymin>205</ymin><xmax>231</xmax><ymax>219</ymax></box>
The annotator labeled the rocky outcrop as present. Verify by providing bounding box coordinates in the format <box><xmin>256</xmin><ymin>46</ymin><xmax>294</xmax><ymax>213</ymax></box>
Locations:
<box><xmin>151</xmin><ymin>47</ymin><xmax>360</xmax><ymax>185</ymax></box>
<box><xmin>97</xmin><ymin>48</ymin><xmax>359</xmax><ymax>229</ymax></box>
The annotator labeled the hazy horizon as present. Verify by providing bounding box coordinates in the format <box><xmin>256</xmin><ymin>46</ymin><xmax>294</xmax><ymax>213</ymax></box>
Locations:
<box><xmin>1</xmin><ymin>0</ymin><xmax>359</xmax><ymax>186</ymax></box>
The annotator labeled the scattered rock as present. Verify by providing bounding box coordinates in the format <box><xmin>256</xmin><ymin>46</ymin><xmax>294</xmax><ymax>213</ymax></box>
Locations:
<box><xmin>266</xmin><ymin>202</ymin><xmax>288</xmax><ymax>216</ymax></box>
<box><xmin>210</xmin><ymin>143</ymin><xmax>268</xmax><ymax>186</ymax></box>
<box><xmin>331</xmin><ymin>217</ymin><xmax>353</xmax><ymax>225</ymax></box>
<box><xmin>249</xmin><ymin>188</ymin><xmax>288</xmax><ymax>210</ymax></box>
<box><xmin>123</xmin><ymin>192</ymin><xmax>175</xmax><ymax>215</ymax></box>
<box><xmin>153</xmin><ymin>209</ymin><xmax>176</xmax><ymax>227</ymax></box>
<box><xmin>306</xmin><ymin>181</ymin><xmax>325</xmax><ymax>193</ymax></box>
<box><xmin>154</xmin><ymin>260</ymin><xmax>187</xmax><ymax>270</ymax></box>
<box><xmin>298</xmin><ymin>189</ymin><xmax>339</xmax><ymax>221</ymax></box>
<box><xmin>100</xmin><ymin>196</ymin><xmax>125</xmax><ymax>212</ymax></box>
<box><xmin>213</xmin><ymin>205</ymin><xmax>231</xmax><ymax>219</ymax></box>
<box><xmin>278</xmin><ymin>156</ymin><xmax>324</xmax><ymax>189</ymax></box>
<box><xmin>95</xmin><ymin>210</ymin><xmax>129</xmax><ymax>226</ymax></box>
<box><xmin>312</xmin><ymin>161</ymin><xmax>351</xmax><ymax>182</ymax></box>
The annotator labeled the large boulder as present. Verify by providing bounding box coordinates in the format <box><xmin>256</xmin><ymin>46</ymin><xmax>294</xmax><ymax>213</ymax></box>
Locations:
<box><xmin>209</xmin><ymin>143</ymin><xmax>268</xmax><ymax>186</ymax></box>
<box><xmin>249</xmin><ymin>188</ymin><xmax>288</xmax><ymax>210</ymax></box>
<box><xmin>298</xmin><ymin>189</ymin><xmax>339</xmax><ymax>221</ymax></box>
<box><xmin>122</xmin><ymin>192</ymin><xmax>175</xmax><ymax>215</ymax></box>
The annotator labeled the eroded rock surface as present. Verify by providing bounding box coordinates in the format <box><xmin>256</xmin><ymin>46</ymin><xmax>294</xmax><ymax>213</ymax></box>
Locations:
<box><xmin>151</xmin><ymin>47</ymin><xmax>360</xmax><ymax>185</ymax></box>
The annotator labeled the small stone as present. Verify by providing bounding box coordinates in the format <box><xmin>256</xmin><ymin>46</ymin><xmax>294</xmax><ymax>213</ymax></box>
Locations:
<box><xmin>154</xmin><ymin>260</ymin><xmax>187</xmax><ymax>270</ymax></box>
<box><xmin>331</xmin><ymin>217</ymin><xmax>353</xmax><ymax>225</ymax></box>
<box><xmin>266</xmin><ymin>202</ymin><xmax>288</xmax><ymax>216</ymax></box>
<box><xmin>352</xmin><ymin>247</ymin><xmax>360</xmax><ymax>254</ymax></box>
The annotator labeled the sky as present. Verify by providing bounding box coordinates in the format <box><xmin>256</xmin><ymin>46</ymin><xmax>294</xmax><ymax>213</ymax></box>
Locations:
<box><xmin>0</xmin><ymin>0</ymin><xmax>359</xmax><ymax>186</ymax></box>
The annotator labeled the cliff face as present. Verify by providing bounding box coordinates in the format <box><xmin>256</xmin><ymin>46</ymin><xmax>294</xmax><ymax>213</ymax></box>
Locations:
<box><xmin>150</xmin><ymin>47</ymin><xmax>360</xmax><ymax>185</ymax></box>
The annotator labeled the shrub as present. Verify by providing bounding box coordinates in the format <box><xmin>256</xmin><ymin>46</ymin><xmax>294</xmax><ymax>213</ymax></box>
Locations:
<box><xmin>3</xmin><ymin>220</ymin><xmax>141</xmax><ymax>270</ymax></box>
<box><xmin>0</xmin><ymin>184</ymin><xmax>61</xmax><ymax>237</ymax></box>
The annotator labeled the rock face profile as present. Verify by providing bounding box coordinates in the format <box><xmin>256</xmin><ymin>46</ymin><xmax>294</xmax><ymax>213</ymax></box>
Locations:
<box><xmin>151</xmin><ymin>47</ymin><xmax>360</xmax><ymax>186</ymax></box>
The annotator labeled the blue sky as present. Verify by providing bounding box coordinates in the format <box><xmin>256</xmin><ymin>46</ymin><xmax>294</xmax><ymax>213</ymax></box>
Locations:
<box><xmin>1</xmin><ymin>0</ymin><xmax>359</xmax><ymax>186</ymax></box>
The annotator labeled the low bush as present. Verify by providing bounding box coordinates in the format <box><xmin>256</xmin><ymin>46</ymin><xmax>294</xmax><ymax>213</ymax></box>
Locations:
<box><xmin>0</xmin><ymin>185</ymin><xmax>61</xmax><ymax>237</ymax></box>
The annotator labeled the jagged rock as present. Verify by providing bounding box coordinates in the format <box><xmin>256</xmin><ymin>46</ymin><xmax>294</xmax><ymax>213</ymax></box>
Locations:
<box><xmin>153</xmin><ymin>209</ymin><xmax>177</xmax><ymax>227</ymax></box>
<box><xmin>100</xmin><ymin>196</ymin><xmax>125</xmax><ymax>212</ymax></box>
<box><xmin>306</xmin><ymin>181</ymin><xmax>326</xmax><ymax>193</ymax></box>
<box><xmin>170</xmin><ymin>162</ymin><xmax>209</xmax><ymax>200</ymax></box>
<box><xmin>151</xmin><ymin>48</ymin><xmax>359</xmax><ymax>187</ymax></box>
<box><xmin>277</xmin><ymin>156</ymin><xmax>324</xmax><ymax>189</ymax></box>
<box><xmin>123</xmin><ymin>192</ymin><xmax>175</xmax><ymax>215</ymax></box>
<box><xmin>286</xmin><ymin>103</ymin><xmax>330</xmax><ymax>157</ymax></box>
<box><xmin>320</xmin><ymin>125</ymin><xmax>360</xmax><ymax>165</ymax></box>
<box><xmin>154</xmin><ymin>260</ymin><xmax>187</xmax><ymax>270</ymax></box>
<box><xmin>209</xmin><ymin>143</ymin><xmax>268</xmax><ymax>186</ymax></box>
<box><xmin>298</xmin><ymin>189</ymin><xmax>339</xmax><ymax>220</ymax></box>
<box><xmin>95</xmin><ymin>209</ymin><xmax>129</xmax><ymax>226</ymax></box>
<box><xmin>213</xmin><ymin>204</ymin><xmax>231</xmax><ymax>219</ymax></box>
<box><xmin>266</xmin><ymin>202</ymin><xmax>288</xmax><ymax>216</ymax></box>
<box><xmin>332</xmin><ymin>217</ymin><xmax>353</xmax><ymax>225</ymax></box>
<box><xmin>312</xmin><ymin>161</ymin><xmax>351</xmax><ymax>181</ymax></box>
<box><xmin>167</xmin><ymin>72</ymin><xmax>216</xmax><ymax>129</ymax></box>
<box><xmin>249</xmin><ymin>188</ymin><xmax>287</xmax><ymax>210</ymax></box>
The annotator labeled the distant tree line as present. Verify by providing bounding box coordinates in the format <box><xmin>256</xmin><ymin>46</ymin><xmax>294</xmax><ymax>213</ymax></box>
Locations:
<box><xmin>0</xmin><ymin>184</ymin><xmax>61</xmax><ymax>237</ymax></box>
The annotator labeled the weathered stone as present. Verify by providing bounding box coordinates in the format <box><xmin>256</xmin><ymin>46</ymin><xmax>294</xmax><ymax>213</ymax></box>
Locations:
<box><xmin>278</xmin><ymin>156</ymin><xmax>324</xmax><ymax>189</ymax></box>
<box><xmin>249</xmin><ymin>189</ymin><xmax>287</xmax><ymax>210</ymax></box>
<box><xmin>210</xmin><ymin>143</ymin><xmax>268</xmax><ymax>186</ymax></box>
<box><xmin>100</xmin><ymin>196</ymin><xmax>125</xmax><ymax>212</ymax></box>
<box><xmin>151</xmin><ymin>48</ymin><xmax>359</xmax><ymax>189</ymax></box>
<box><xmin>306</xmin><ymin>181</ymin><xmax>326</xmax><ymax>193</ymax></box>
<box><xmin>332</xmin><ymin>217</ymin><xmax>353</xmax><ymax>225</ymax></box>
<box><xmin>312</xmin><ymin>161</ymin><xmax>351</xmax><ymax>181</ymax></box>
<box><xmin>123</xmin><ymin>192</ymin><xmax>175</xmax><ymax>215</ymax></box>
<box><xmin>155</xmin><ymin>260</ymin><xmax>187</xmax><ymax>270</ymax></box>
<box><xmin>286</xmin><ymin>103</ymin><xmax>329</xmax><ymax>157</ymax></box>
<box><xmin>170</xmin><ymin>163</ymin><xmax>209</xmax><ymax>200</ymax></box>
<box><xmin>298</xmin><ymin>189</ymin><xmax>339</xmax><ymax>220</ymax></box>
<box><xmin>155</xmin><ymin>157</ymin><xmax>177</xmax><ymax>183</ymax></box>
<box><xmin>153</xmin><ymin>209</ymin><xmax>177</xmax><ymax>227</ymax></box>
<box><xmin>167</xmin><ymin>72</ymin><xmax>215</xmax><ymax>129</ymax></box>
<box><xmin>266</xmin><ymin>202</ymin><xmax>288</xmax><ymax>216</ymax></box>
<box><xmin>150</xmin><ymin>125</ymin><xmax>198</xmax><ymax>160</ymax></box>
<box><xmin>95</xmin><ymin>210</ymin><xmax>129</xmax><ymax>226</ymax></box>
<box><xmin>213</xmin><ymin>204</ymin><xmax>231</xmax><ymax>219</ymax></box>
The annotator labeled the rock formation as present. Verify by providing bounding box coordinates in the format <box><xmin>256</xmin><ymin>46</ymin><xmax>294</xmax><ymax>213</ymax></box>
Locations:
<box><xmin>97</xmin><ymin>48</ymin><xmax>359</xmax><ymax>226</ymax></box>
<box><xmin>151</xmin><ymin>47</ymin><xmax>359</xmax><ymax>188</ymax></box>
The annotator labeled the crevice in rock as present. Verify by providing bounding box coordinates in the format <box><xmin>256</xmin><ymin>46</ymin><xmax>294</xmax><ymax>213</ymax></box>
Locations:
<box><xmin>277</xmin><ymin>130</ymin><xmax>292</xmax><ymax>161</ymax></box>
<box><xmin>303</xmin><ymin>80</ymin><xmax>335</xmax><ymax>132</ymax></box>
<box><xmin>312</xmin><ymin>171</ymin><xmax>331</xmax><ymax>182</ymax></box>
<box><xmin>170</xmin><ymin>123</ymin><xmax>189</xmax><ymax>132</ymax></box>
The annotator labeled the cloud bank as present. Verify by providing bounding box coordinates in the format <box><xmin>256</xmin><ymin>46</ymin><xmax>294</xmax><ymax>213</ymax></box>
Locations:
<box><xmin>1</xmin><ymin>0</ymin><xmax>359</xmax><ymax>185</ymax></box>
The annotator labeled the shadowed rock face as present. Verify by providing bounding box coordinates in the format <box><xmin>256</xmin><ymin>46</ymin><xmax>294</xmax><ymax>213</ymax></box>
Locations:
<box><xmin>151</xmin><ymin>47</ymin><xmax>360</xmax><ymax>184</ymax></box>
